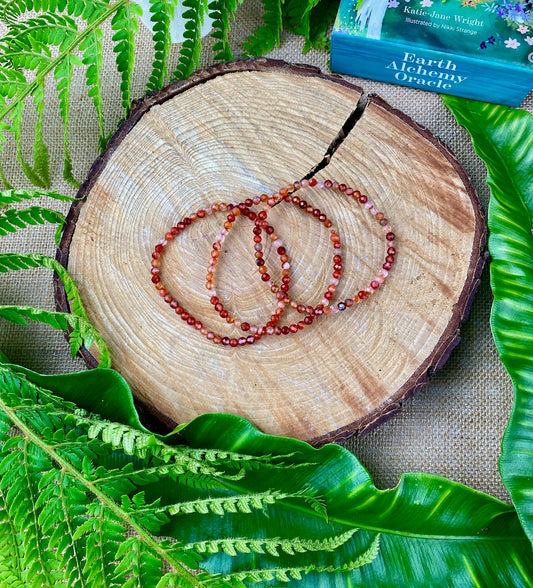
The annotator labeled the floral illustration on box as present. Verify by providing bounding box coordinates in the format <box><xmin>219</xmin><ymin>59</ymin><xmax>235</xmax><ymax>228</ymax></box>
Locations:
<box><xmin>478</xmin><ymin>3</ymin><xmax>531</xmax><ymax>49</ymax></box>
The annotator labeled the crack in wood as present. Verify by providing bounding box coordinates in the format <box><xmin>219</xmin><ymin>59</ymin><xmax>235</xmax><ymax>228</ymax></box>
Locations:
<box><xmin>302</xmin><ymin>93</ymin><xmax>369</xmax><ymax>181</ymax></box>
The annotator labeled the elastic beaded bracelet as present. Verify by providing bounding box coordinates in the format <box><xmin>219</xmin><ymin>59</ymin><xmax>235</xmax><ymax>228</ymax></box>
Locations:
<box><xmin>206</xmin><ymin>188</ymin><xmax>338</xmax><ymax>336</ymax></box>
<box><xmin>206</xmin><ymin>202</ymin><xmax>293</xmax><ymax>337</ymax></box>
<box><xmin>151</xmin><ymin>203</ymin><xmax>262</xmax><ymax>346</ymax></box>
<box><xmin>270</xmin><ymin>178</ymin><xmax>396</xmax><ymax>316</ymax></box>
<box><xmin>255</xmin><ymin>182</ymin><xmax>343</xmax><ymax>316</ymax></box>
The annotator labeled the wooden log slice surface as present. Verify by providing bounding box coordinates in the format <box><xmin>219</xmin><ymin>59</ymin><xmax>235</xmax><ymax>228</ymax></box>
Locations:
<box><xmin>56</xmin><ymin>59</ymin><xmax>485</xmax><ymax>444</ymax></box>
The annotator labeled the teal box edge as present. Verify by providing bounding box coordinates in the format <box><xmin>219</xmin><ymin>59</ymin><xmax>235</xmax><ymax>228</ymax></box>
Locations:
<box><xmin>330</xmin><ymin>32</ymin><xmax>533</xmax><ymax>107</ymax></box>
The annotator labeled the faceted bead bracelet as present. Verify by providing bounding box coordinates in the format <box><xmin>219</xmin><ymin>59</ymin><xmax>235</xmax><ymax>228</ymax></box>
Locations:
<box><xmin>206</xmin><ymin>202</ymin><xmax>294</xmax><ymax>337</ymax></box>
<box><xmin>274</xmin><ymin>178</ymin><xmax>396</xmax><ymax>314</ymax></box>
<box><xmin>247</xmin><ymin>179</ymin><xmax>395</xmax><ymax>318</ymax></box>
<box><xmin>253</xmin><ymin>180</ymin><xmax>343</xmax><ymax>321</ymax></box>
<box><xmin>151</xmin><ymin>202</ymin><xmax>265</xmax><ymax>345</ymax></box>
<box><xmin>206</xmin><ymin>188</ymin><xmax>343</xmax><ymax>336</ymax></box>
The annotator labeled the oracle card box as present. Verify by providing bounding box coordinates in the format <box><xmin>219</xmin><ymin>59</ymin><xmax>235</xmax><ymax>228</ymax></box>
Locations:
<box><xmin>330</xmin><ymin>0</ymin><xmax>533</xmax><ymax>106</ymax></box>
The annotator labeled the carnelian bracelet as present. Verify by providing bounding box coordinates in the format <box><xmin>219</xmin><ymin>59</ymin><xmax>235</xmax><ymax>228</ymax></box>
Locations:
<box><xmin>151</xmin><ymin>202</ymin><xmax>264</xmax><ymax>345</ymax></box>
<box><xmin>273</xmin><ymin>178</ymin><xmax>396</xmax><ymax>314</ymax></box>
<box><xmin>206</xmin><ymin>203</ymin><xmax>293</xmax><ymax>337</ymax></box>
<box><xmin>206</xmin><ymin>188</ymin><xmax>343</xmax><ymax>336</ymax></box>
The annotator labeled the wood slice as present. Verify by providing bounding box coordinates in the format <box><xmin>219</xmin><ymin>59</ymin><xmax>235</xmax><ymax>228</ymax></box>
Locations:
<box><xmin>56</xmin><ymin>59</ymin><xmax>485</xmax><ymax>445</ymax></box>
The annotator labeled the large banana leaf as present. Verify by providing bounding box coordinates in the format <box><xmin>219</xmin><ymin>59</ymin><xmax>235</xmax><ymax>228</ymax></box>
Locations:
<box><xmin>443</xmin><ymin>96</ymin><xmax>533</xmax><ymax>543</ymax></box>
<box><xmin>4</xmin><ymin>361</ymin><xmax>533</xmax><ymax>587</ymax></box>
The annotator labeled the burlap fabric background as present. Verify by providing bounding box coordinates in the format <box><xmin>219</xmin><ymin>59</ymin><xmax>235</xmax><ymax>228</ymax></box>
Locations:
<box><xmin>1</xmin><ymin>2</ymin><xmax>531</xmax><ymax>503</ymax></box>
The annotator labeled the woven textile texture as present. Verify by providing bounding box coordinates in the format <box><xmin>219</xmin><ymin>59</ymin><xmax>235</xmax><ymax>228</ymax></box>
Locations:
<box><xmin>1</xmin><ymin>2</ymin><xmax>531</xmax><ymax>503</ymax></box>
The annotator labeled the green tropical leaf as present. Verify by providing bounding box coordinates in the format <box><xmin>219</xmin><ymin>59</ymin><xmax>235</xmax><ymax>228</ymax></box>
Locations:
<box><xmin>6</xmin><ymin>363</ymin><xmax>533</xmax><ymax>587</ymax></box>
<box><xmin>443</xmin><ymin>96</ymin><xmax>533</xmax><ymax>544</ymax></box>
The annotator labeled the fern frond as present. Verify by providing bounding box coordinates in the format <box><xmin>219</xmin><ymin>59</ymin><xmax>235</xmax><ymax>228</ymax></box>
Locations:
<box><xmin>0</xmin><ymin>366</ymin><xmax>205</xmax><ymax>586</ymax></box>
<box><xmin>0</xmin><ymin>305</ymin><xmax>111</xmax><ymax>366</ymax></box>
<box><xmin>0</xmin><ymin>296</ymin><xmax>108</xmax><ymax>368</ymax></box>
<box><xmin>0</xmin><ymin>0</ymin><xmax>131</xmax><ymax>186</ymax></box>
<box><xmin>283</xmin><ymin>0</ymin><xmax>319</xmax><ymax>40</ymax></box>
<box><xmin>241</xmin><ymin>0</ymin><xmax>283</xmax><ymax>57</ymax></box>
<box><xmin>4</xmin><ymin>13</ymin><xmax>79</xmax><ymax>67</ymax></box>
<box><xmin>72</xmin><ymin>415</ymin><xmax>244</xmax><ymax>485</ymax></box>
<box><xmin>0</xmin><ymin>365</ymin><xmax>387</xmax><ymax>585</ymax></box>
<box><xmin>205</xmin><ymin>534</ymin><xmax>381</xmax><ymax>584</ymax></box>
<box><xmin>0</xmin><ymin>252</ymin><xmax>88</xmax><ymax>320</ymax></box>
<box><xmin>111</xmin><ymin>2</ymin><xmax>142</xmax><ymax>115</ymax></box>
<box><xmin>303</xmin><ymin>0</ymin><xmax>339</xmax><ymax>53</ymax></box>
<box><xmin>0</xmin><ymin>1</ymin><xmax>111</xmax><ymax>28</ymax></box>
<box><xmin>156</xmin><ymin>572</ymin><xmax>210</xmax><ymax>588</ymax></box>
<box><xmin>0</xmin><ymin>67</ymin><xmax>26</xmax><ymax>101</ymax></box>
<box><xmin>183</xmin><ymin>448</ymin><xmax>315</xmax><ymax>478</ymax></box>
<box><xmin>114</xmin><ymin>536</ymin><xmax>164</xmax><ymax>588</ymax></box>
<box><xmin>9</xmin><ymin>100</ymin><xmax>49</xmax><ymax>188</ymax></box>
<box><xmin>187</xmin><ymin>527</ymin><xmax>358</xmax><ymax>557</ymax></box>
<box><xmin>172</xmin><ymin>0</ymin><xmax>207</xmax><ymax>80</ymax></box>
<box><xmin>37</xmin><ymin>470</ymin><xmax>90</xmax><ymax>587</ymax></box>
<box><xmin>0</xmin><ymin>252</ymin><xmax>105</xmax><ymax>355</ymax></box>
<box><xmin>146</xmin><ymin>0</ymin><xmax>179</xmax><ymax>91</ymax></box>
<box><xmin>0</xmin><ymin>484</ymin><xmax>24</xmax><ymax>586</ymax></box>
<box><xmin>0</xmin><ymin>188</ymin><xmax>75</xmax><ymax>207</ymax></box>
<box><xmin>0</xmin><ymin>437</ymin><xmax>63</xmax><ymax>583</ymax></box>
<box><xmin>208</xmin><ymin>0</ymin><xmax>242</xmax><ymax>62</ymax></box>
<box><xmin>163</xmin><ymin>489</ymin><xmax>288</xmax><ymax>516</ymax></box>
<box><xmin>297</xmin><ymin>487</ymin><xmax>328</xmax><ymax>521</ymax></box>
<box><xmin>55</xmin><ymin>53</ymin><xmax>83</xmax><ymax>186</ymax></box>
<box><xmin>79</xmin><ymin>28</ymin><xmax>107</xmax><ymax>150</ymax></box>
<box><xmin>30</xmin><ymin>80</ymin><xmax>51</xmax><ymax>187</ymax></box>
<box><xmin>0</xmin><ymin>207</ymin><xmax>65</xmax><ymax>244</ymax></box>
<box><xmin>0</xmin><ymin>0</ymin><xmax>33</xmax><ymax>23</ymax></box>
